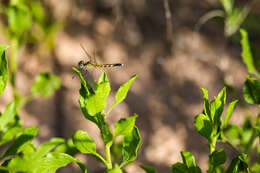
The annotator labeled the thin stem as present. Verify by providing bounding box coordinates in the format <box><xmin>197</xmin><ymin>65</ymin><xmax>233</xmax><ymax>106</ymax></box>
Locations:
<box><xmin>94</xmin><ymin>153</ymin><xmax>109</xmax><ymax>167</ymax></box>
<box><xmin>105</xmin><ymin>145</ymin><xmax>112</xmax><ymax>169</ymax></box>
<box><xmin>207</xmin><ymin>135</ymin><xmax>217</xmax><ymax>173</ymax></box>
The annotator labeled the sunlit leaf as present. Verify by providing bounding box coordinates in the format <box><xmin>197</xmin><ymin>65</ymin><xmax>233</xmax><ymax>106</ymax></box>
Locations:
<box><xmin>115</xmin><ymin>114</ymin><xmax>137</xmax><ymax>137</ymax></box>
<box><xmin>72</xmin><ymin>130</ymin><xmax>97</xmax><ymax>154</ymax></box>
<box><xmin>34</xmin><ymin>152</ymin><xmax>87</xmax><ymax>173</ymax></box>
<box><xmin>31</xmin><ymin>72</ymin><xmax>61</xmax><ymax>98</ymax></box>
<box><xmin>106</xmin><ymin>75</ymin><xmax>137</xmax><ymax>116</ymax></box>
<box><xmin>240</xmin><ymin>29</ymin><xmax>260</xmax><ymax>78</ymax></box>
<box><xmin>242</xmin><ymin>76</ymin><xmax>260</xmax><ymax>104</ymax></box>
<box><xmin>0</xmin><ymin>102</ymin><xmax>16</xmax><ymax>132</ymax></box>
<box><xmin>121</xmin><ymin>126</ymin><xmax>141</xmax><ymax>167</ymax></box>
<box><xmin>194</xmin><ymin>113</ymin><xmax>212</xmax><ymax>140</ymax></box>
<box><xmin>140</xmin><ymin>165</ymin><xmax>156</xmax><ymax>173</ymax></box>
<box><xmin>224</xmin><ymin>99</ymin><xmax>238</xmax><ymax>127</ymax></box>
<box><xmin>7</xmin><ymin>5</ymin><xmax>32</xmax><ymax>37</ymax></box>
<box><xmin>3</xmin><ymin>126</ymin><xmax>38</xmax><ymax>158</ymax></box>
<box><xmin>0</xmin><ymin>44</ymin><xmax>9</xmax><ymax>96</ymax></box>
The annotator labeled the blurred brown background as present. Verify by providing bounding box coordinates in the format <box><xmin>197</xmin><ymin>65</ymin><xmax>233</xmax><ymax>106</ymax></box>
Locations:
<box><xmin>1</xmin><ymin>0</ymin><xmax>260</xmax><ymax>172</ymax></box>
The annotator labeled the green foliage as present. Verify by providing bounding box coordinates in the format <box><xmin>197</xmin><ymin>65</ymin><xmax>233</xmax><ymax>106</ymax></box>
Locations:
<box><xmin>0</xmin><ymin>102</ymin><xmax>17</xmax><ymax>132</ymax></box>
<box><xmin>106</xmin><ymin>75</ymin><xmax>137</xmax><ymax>116</ymax></box>
<box><xmin>172</xmin><ymin>87</ymin><xmax>258</xmax><ymax>173</ymax></box>
<box><xmin>171</xmin><ymin>151</ymin><xmax>201</xmax><ymax>173</ymax></box>
<box><xmin>5</xmin><ymin>137</ymin><xmax>86</xmax><ymax>173</ymax></box>
<box><xmin>226</xmin><ymin>154</ymin><xmax>249</xmax><ymax>173</ymax></box>
<box><xmin>31</xmin><ymin>72</ymin><xmax>61</xmax><ymax>98</ymax></box>
<box><xmin>115</xmin><ymin>114</ymin><xmax>137</xmax><ymax>137</ymax></box>
<box><xmin>121</xmin><ymin>126</ymin><xmax>141</xmax><ymax>167</ymax></box>
<box><xmin>6</xmin><ymin>4</ymin><xmax>32</xmax><ymax>38</ymax></box>
<box><xmin>220</xmin><ymin>0</ymin><xmax>233</xmax><ymax>15</ymax></box>
<box><xmin>0</xmin><ymin>43</ymin><xmax>79</xmax><ymax>172</ymax></box>
<box><xmin>140</xmin><ymin>165</ymin><xmax>156</xmax><ymax>173</ymax></box>
<box><xmin>209</xmin><ymin>148</ymin><xmax>226</xmax><ymax>167</ymax></box>
<box><xmin>223</xmin><ymin>99</ymin><xmax>238</xmax><ymax>127</ymax></box>
<box><xmin>194</xmin><ymin>88</ymin><xmax>232</xmax><ymax>155</ymax></box>
<box><xmin>240</xmin><ymin>29</ymin><xmax>260</xmax><ymax>78</ymax></box>
<box><xmin>73</xmin><ymin>68</ymin><xmax>140</xmax><ymax>171</ymax></box>
<box><xmin>0</xmin><ymin>45</ymin><xmax>9</xmax><ymax>96</ymax></box>
<box><xmin>243</xmin><ymin>76</ymin><xmax>260</xmax><ymax>104</ymax></box>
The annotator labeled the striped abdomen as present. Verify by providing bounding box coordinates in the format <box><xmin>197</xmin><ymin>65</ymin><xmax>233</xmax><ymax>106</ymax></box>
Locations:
<box><xmin>94</xmin><ymin>63</ymin><xmax>124</xmax><ymax>68</ymax></box>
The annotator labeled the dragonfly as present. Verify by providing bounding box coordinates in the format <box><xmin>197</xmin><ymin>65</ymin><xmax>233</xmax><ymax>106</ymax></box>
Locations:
<box><xmin>78</xmin><ymin>44</ymin><xmax>124</xmax><ymax>71</ymax></box>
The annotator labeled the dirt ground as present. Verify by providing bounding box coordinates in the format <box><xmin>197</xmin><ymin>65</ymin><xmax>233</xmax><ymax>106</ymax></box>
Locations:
<box><xmin>1</xmin><ymin>0</ymin><xmax>260</xmax><ymax>172</ymax></box>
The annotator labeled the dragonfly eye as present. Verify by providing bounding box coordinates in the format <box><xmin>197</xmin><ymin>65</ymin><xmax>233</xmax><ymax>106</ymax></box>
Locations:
<box><xmin>78</xmin><ymin>60</ymin><xmax>84</xmax><ymax>68</ymax></box>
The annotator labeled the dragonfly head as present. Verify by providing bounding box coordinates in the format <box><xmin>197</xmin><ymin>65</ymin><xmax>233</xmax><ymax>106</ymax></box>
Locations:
<box><xmin>78</xmin><ymin>60</ymin><xmax>84</xmax><ymax>69</ymax></box>
<box><xmin>78</xmin><ymin>60</ymin><xmax>93</xmax><ymax>69</ymax></box>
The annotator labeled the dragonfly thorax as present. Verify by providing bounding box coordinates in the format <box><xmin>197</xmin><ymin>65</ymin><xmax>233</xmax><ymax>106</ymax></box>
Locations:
<box><xmin>78</xmin><ymin>60</ymin><xmax>94</xmax><ymax>69</ymax></box>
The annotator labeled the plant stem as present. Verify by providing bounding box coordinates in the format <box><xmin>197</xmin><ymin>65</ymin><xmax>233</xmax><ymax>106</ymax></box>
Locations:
<box><xmin>105</xmin><ymin>145</ymin><xmax>112</xmax><ymax>169</ymax></box>
<box><xmin>224</xmin><ymin>139</ymin><xmax>241</xmax><ymax>154</ymax></box>
<box><xmin>207</xmin><ymin>136</ymin><xmax>217</xmax><ymax>173</ymax></box>
<box><xmin>209</xmin><ymin>136</ymin><xmax>217</xmax><ymax>155</ymax></box>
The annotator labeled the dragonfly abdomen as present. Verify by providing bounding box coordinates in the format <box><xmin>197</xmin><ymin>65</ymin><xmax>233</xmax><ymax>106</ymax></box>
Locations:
<box><xmin>95</xmin><ymin>63</ymin><xmax>123</xmax><ymax>68</ymax></box>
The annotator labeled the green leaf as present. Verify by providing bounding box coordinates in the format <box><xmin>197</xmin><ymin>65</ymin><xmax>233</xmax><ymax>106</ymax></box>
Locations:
<box><xmin>225</xmin><ymin>8</ymin><xmax>244</xmax><ymax>36</ymax></box>
<box><xmin>181</xmin><ymin>151</ymin><xmax>201</xmax><ymax>173</ymax></box>
<box><xmin>84</xmin><ymin>72</ymin><xmax>110</xmax><ymax>116</ymax></box>
<box><xmin>121</xmin><ymin>126</ymin><xmax>141</xmax><ymax>167</ymax></box>
<box><xmin>95</xmin><ymin>114</ymin><xmax>113</xmax><ymax>147</ymax></box>
<box><xmin>0</xmin><ymin>166</ymin><xmax>8</xmax><ymax>171</ymax></box>
<box><xmin>7</xmin><ymin>137</ymin><xmax>72</xmax><ymax>173</ymax></box>
<box><xmin>242</xmin><ymin>76</ymin><xmax>260</xmax><ymax>104</ymax></box>
<box><xmin>194</xmin><ymin>113</ymin><xmax>212</xmax><ymax>140</ymax></box>
<box><xmin>211</xmin><ymin>87</ymin><xmax>226</xmax><ymax>126</ymax></box>
<box><xmin>181</xmin><ymin>151</ymin><xmax>196</xmax><ymax>168</ymax></box>
<box><xmin>171</xmin><ymin>151</ymin><xmax>201</xmax><ymax>173</ymax></box>
<box><xmin>31</xmin><ymin>72</ymin><xmax>61</xmax><ymax>98</ymax></box>
<box><xmin>111</xmin><ymin>141</ymin><xmax>123</xmax><ymax>164</ymax></box>
<box><xmin>201</xmin><ymin>88</ymin><xmax>211</xmax><ymax>120</ymax></box>
<box><xmin>224</xmin><ymin>99</ymin><xmax>238</xmax><ymax>127</ymax></box>
<box><xmin>7</xmin><ymin>4</ymin><xmax>32</xmax><ymax>37</ymax></box>
<box><xmin>115</xmin><ymin>114</ymin><xmax>137</xmax><ymax>137</ymax></box>
<box><xmin>209</xmin><ymin>148</ymin><xmax>226</xmax><ymax>166</ymax></box>
<box><xmin>223</xmin><ymin>124</ymin><xmax>241</xmax><ymax>145</ymax></box>
<box><xmin>0</xmin><ymin>126</ymin><xmax>22</xmax><ymax>146</ymax></box>
<box><xmin>226</xmin><ymin>154</ymin><xmax>248</xmax><ymax>173</ymax></box>
<box><xmin>140</xmin><ymin>165</ymin><xmax>156</xmax><ymax>173</ymax></box>
<box><xmin>0</xmin><ymin>102</ymin><xmax>16</xmax><ymax>132</ymax></box>
<box><xmin>106</xmin><ymin>75</ymin><xmax>137</xmax><ymax>116</ymax></box>
<box><xmin>171</xmin><ymin>162</ymin><xmax>189</xmax><ymax>173</ymax></box>
<box><xmin>0</xmin><ymin>44</ymin><xmax>9</xmax><ymax>96</ymax></box>
<box><xmin>30</xmin><ymin>1</ymin><xmax>45</xmax><ymax>25</ymax></box>
<box><xmin>255</xmin><ymin>125</ymin><xmax>260</xmax><ymax>136</ymax></box>
<box><xmin>72</xmin><ymin>130</ymin><xmax>97</xmax><ymax>155</ymax></box>
<box><xmin>34</xmin><ymin>152</ymin><xmax>87</xmax><ymax>173</ymax></box>
<box><xmin>72</xmin><ymin>67</ymin><xmax>93</xmax><ymax>96</ymax></box>
<box><xmin>54</xmin><ymin>138</ymin><xmax>78</xmax><ymax>156</ymax></box>
<box><xmin>220</xmin><ymin>0</ymin><xmax>233</xmax><ymax>15</ymax></box>
<box><xmin>240</xmin><ymin>29</ymin><xmax>260</xmax><ymax>78</ymax></box>
<box><xmin>77</xmin><ymin>72</ymin><xmax>110</xmax><ymax>117</ymax></box>
<box><xmin>33</xmin><ymin>138</ymin><xmax>64</xmax><ymax>160</ymax></box>
<box><xmin>2</xmin><ymin>126</ymin><xmax>38</xmax><ymax>158</ymax></box>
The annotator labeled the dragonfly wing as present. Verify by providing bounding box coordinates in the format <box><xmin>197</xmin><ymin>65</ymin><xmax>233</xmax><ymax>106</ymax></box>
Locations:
<box><xmin>80</xmin><ymin>44</ymin><xmax>95</xmax><ymax>63</ymax></box>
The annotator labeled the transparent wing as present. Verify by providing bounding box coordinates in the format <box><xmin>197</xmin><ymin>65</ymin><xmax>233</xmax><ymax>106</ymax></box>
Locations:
<box><xmin>80</xmin><ymin>44</ymin><xmax>95</xmax><ymax>63</ymax></box>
